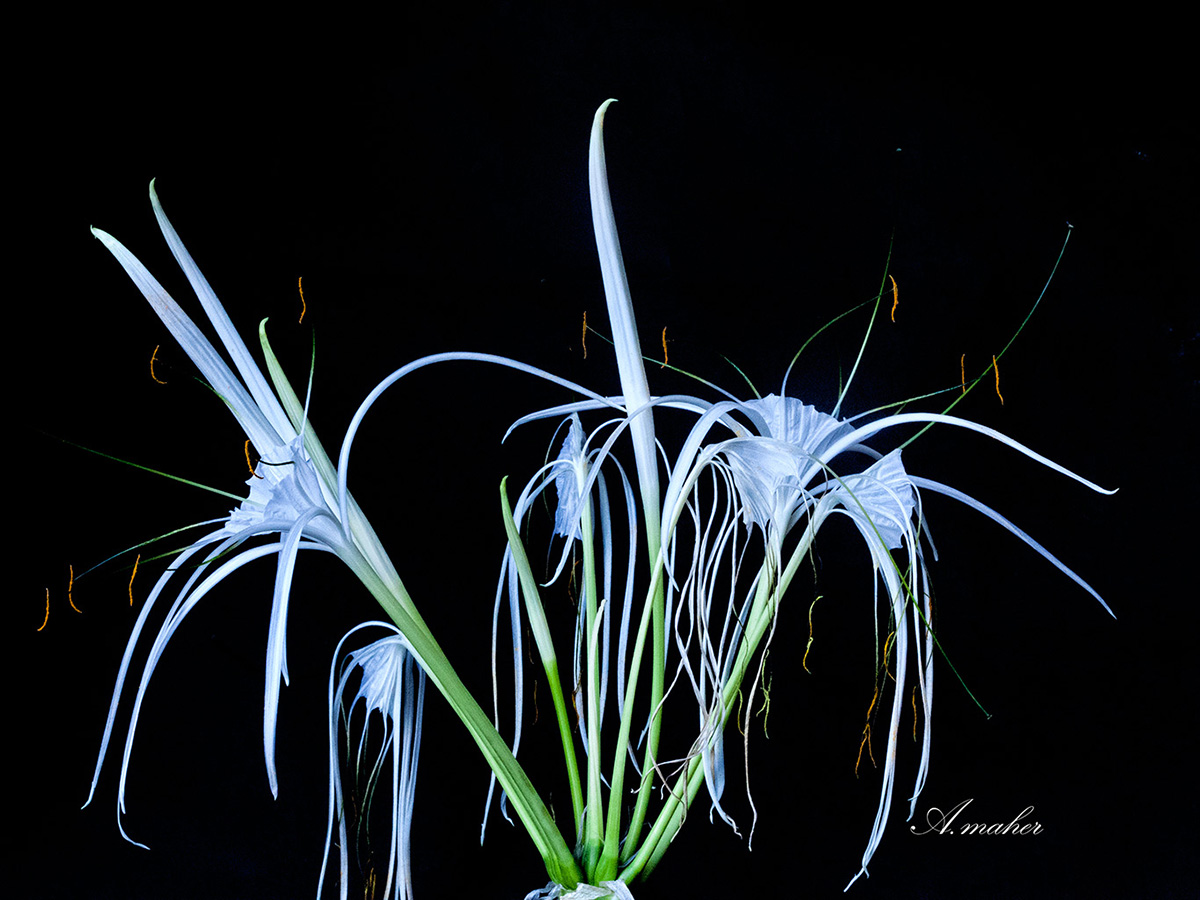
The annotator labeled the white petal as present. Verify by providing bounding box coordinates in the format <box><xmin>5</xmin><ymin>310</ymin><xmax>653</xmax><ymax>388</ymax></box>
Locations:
<box><xmin>90</xmin><ymin>226</ymin><xmax>282</xmax><ymax>454</ymax></box>
<box><xmin>149</xmin><ymin>181</ymin><xmax>297</xmax><ymax>445</ymax></box>
<box><xmin>263</xmin><ymin>509</ymin><xmax>321</xmax><ymax>798</ymax></box>
<box><xmin>588</xmin><ymin>99</ymin><xmax>661</xmax><ymax>538</ymax></box>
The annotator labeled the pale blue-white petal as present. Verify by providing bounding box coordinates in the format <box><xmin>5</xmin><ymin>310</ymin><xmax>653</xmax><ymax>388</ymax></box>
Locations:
<box><xmin>911</xmin><ymin>475</ymin><xmax>1114</xmax><ymax>615</ymax></box>
<box><xmin>815</xmin><ymin>411</ymin><xmax>1117</xmax><ymax>498</ymax></box>
<box><xmin>588</xmin><ymin>99</ymin><xmax>662</xmax><ymax>542</ymax></box>
<box><xmin>83</xmin><ymin>541</ymin><xmax>213</xmax><ymax>810</ymax></box>
<box><xmin>149</xmin><ymin>181</ymin><xmax>297</xmax><ymax>446</ymax></box>
<box><xmin>264</xmin><ymin>508</ymin><xmax>322</xmax><ymax>798</ymax></box>
<box><xmin>91</xmin><ymin>227</ymin><xmax>282</xmax><ymax>455</ymax></box>
<box><xmin>115</xmin><ymin>541</ymin><xmax>285</xmax><ymax>845</ymax></box>
<box><xmin>338</xmin><ymin>351</ymin><xmax>617</xmax><ymax>539</ymax></box>
<box><xmin>831</xmin><ymin>450</ymin><xmax>916</xmax><ymax>551</ymax></box>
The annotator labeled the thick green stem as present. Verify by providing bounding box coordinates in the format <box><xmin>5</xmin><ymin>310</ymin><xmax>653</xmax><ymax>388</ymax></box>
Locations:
<box><xmin>500</xmin><ymin>480</ymin><xmax>586</xmax><ymax>846</ymax></box>
<box><xmin>341</xmin><ymin>523</ymin><xmax>583</xmax><ymax>888</ymax></box>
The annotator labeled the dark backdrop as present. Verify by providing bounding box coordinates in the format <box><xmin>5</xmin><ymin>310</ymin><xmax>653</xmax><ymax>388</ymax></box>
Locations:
<box><xmin>16</xmin><ymin>18</ymin><xmax>1194</xmax><ymax>900</ymax></box>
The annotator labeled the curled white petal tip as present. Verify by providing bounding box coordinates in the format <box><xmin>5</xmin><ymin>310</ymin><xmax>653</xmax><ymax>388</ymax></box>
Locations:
<box><xmin>844</xmin><ymin>866</ymin><xmax>869</xmax><ymax>891</ymax></box>
<box><xmin>589</xmin><ymin>95</ymin><xmax>661</xmax><ymax>545</ymax></box>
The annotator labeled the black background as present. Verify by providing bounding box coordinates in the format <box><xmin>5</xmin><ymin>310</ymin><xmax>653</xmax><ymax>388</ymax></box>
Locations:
<box><xmin>16</xmin><ymin>16</ymin><xmax>1194</xmax><ymax>900</ymax></box>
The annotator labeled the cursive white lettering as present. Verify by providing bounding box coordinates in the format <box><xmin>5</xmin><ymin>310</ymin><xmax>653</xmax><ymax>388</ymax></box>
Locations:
<box><xmin>911</xmin><ymin>800</ymin><xmax>1044</xmax><ymax>836</ymax></box>
<box><xmin>910</xmin><ymin>798</ymin><xmax>974</xmax><ymax>835</ymax></box>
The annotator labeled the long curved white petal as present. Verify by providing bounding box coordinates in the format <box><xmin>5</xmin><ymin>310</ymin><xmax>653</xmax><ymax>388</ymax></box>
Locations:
<box><xmin>90</xmin><ymin>226</ymin><xmax>283</xmax><ymax>454</ymax></box>
<box><xmin>817</xmin><ymin>411</ymin><xmax>1117</xmax><ymax>497</ymax></box>
<box><xmin>912</xmin><ymin>475</ymin><xmax>1114</xmax><ymax>616</ymax></box>
<box><xmin>589</xmin><ymin>98</ymin><xmax>661</xmax><ymax>539</ymax></box>
<box><xmin>148</xmin><ymin>181</ymin><xmax>297</xmax><ymax>445</ymax></box>
<box><xmin>264</xmin><ymin>508</ymin><xmax>323</xmax><ymax>798</ymax></box>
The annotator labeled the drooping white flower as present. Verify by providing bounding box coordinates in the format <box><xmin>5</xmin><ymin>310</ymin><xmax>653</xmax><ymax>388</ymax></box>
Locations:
<box><xmin>552</xmin><ymin>415</ymin><xmax>590</xmax><ymax>543</ymax></box>
<box><xmin>84</xmin><ymin>183</ymin><xmax>378</xmax><ymax>843</ymax></box>
<box><xmin>655</xmin><ymin>381</ymin><xmax>1112</xmax><ymax>886</ymax></box>
<box><xmin>319</xmin><ymin>623</ymin><xmax>426</xmax><ymax>900</ymax></box>
<box><xmin>86</xmin><ymin>182</ymin><xmax>588</xmax><ymax>892</ymax></box>
<box><xmin>719</xmin><ymin>395</ymin><xmax>853</xmax><ymax>546</ymax></box>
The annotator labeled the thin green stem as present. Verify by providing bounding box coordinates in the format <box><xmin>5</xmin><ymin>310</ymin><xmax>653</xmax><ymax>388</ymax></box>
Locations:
<box><xmin>51</xmin><ymin>435</ymin><xmax>244</xmax><ymax>502</ymax></box>
<box><xmin>831</xmin><ymin>233</ymin><xmax>893</xmax><ymax>418</ymax></box>
<box><xmin>597</xmin><ymin>552</ymin><xmax>665</xmax><ymax>879</ymax></box>
<box><xmin>620</xmin><ymin>528</ymin><xmax>665</xmax><ymax>863</ymax></box>
<box><xmin>581</xmin><ymin>500</ymin><xmax>605</xmax><ymax>873</ymax></box>
<box><xmin>623</xmin><ymin>517</ymin><xmax>818</xmax><ymax>882</ymax></box>
<box><xmin>900</xmin><ymin>224</ymin><xmax>1073</xmax><ymax>450</ymax></box>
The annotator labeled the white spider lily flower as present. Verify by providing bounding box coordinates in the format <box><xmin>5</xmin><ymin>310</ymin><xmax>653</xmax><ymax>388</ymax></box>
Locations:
<box><xmin>657</xmin><ymin>383</ymin><xmax>1111</xmax><ymax>885</ymax></box>
<box><xmin>823</xmin><ymin>449</ymin><xmax>932</xmax><ymax>890</ymax></box>
<box><xmin>746</xmin><ymin>394</ymin><xmax>855</xmax><ymax>454</ymax></box>
<box><xmin>719</xmin><ymin>395</ymin><xmax>854</xmax><ymax>558</ymax></box>
<box><xmin>552</xmin><ymin>415</ymin><xmax>590</xmax><ymax>543</ymax></box>
<box><xmin>84</xmin><ymin>184</ymin><xmax>374</xmax><ymax>843</ymax></box>
<box><xmin>319</xmin><ymin>623</ymin><xmax>426</xmax><ymax>900</ymax></box>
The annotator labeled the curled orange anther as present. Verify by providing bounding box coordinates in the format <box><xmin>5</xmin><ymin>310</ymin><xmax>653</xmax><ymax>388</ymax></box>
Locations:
<box><xmin>150</xmin><ymin>345</ymin><xmax>167</xmax><ymax>384</ymax></box>
<box><xmin>855</xmin><ymin>723</ymin><xmax>876</xmax><ymax>777</ymax></box>
<box><xmin>993</xmin><ymin>354</ymin><xmax>1004</xmax><ymax>405</ymax></box>
<box><xmin>37</xmin><ymin>588</ymin><xmax>49</xmax><ymax>632</ymax></box>
<box><xmin>298</xmin><ymin>276</ymin><xmax>307</xmax><ymax>324</ymax></box>
<box><xmin>889</xmin><ymin>275</ymin><xmax>899</xmax><ymax>323</ymax></box>
<box><xmin>245</xmin><ymin>440</ymin><xmax>264</xmax><ymax>479</ymax></box>
<box><xmin>803</xmin><ymin>596</ymin><xmax>821</xmax><ymax>674</ymax></box>
<box><xmin>661</xmin><ymin>326</ymin><xmax>669</xmax><ymax>368</ymax></box>
<box><xmin>68</xmin><ymin>564</ymin><xmax>81</xmax><ymax>614</ymax></box>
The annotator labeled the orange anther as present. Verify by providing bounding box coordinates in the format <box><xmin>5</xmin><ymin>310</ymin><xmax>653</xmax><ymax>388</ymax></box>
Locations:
<box><xmin>37</xmin><ymin>588</ymin><xmax>49</xmax><ymax>632</ymax></box>
<box><xmin>661</xmin><ymin>326</ymin><xmax>669</xmax><ymax>368</ymax></box>
<box><xmin>150</xmin><ymin>345</ymin><xmax>167</xmax><ymax>384</ymax></box>
<box><xmin>855</xmin><ymin>724</ymin><xmax>875</xmax><ymax>777</ymax></box>
<box><xmin>581</xmin><ymin>311</ymin><xmax>588</xmax><ymax>359</ymax></box>
<box><xmin>245</xmin><ymin>440</ymin><xmax>264</xmax><ymax>479</ymax></box>
<box><xmin>129</xmin><ymin>553</ymin><xmax>140</xmax><ymax>606</ymax></box>
<box><xmin>889</xmin><ymin>275</ymin><xmax>899</xmax><ymax>323</ymax></box>
<box><xmin>68</xmin><ymin>564</ymin><xmax>81</xmax><ymax>613</ymax></box>
<box><xmin>912</xmin><ymin>685</ymin><xmax>918</xmax><ymax>741</ymax></box>
<box><xmin>297</xmin><ymin>276</ymin><xmax>307</xmax><ymax>324</ymax></box>
<box><xmin>803</xmin><ymin>597</ymin><xmax>821</xmax><ymax>674</ymax></box>
<box><xmin>993</xmin><ymin>354</ymin><xmax>1004</xmax><ymax>405</ymax></box>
